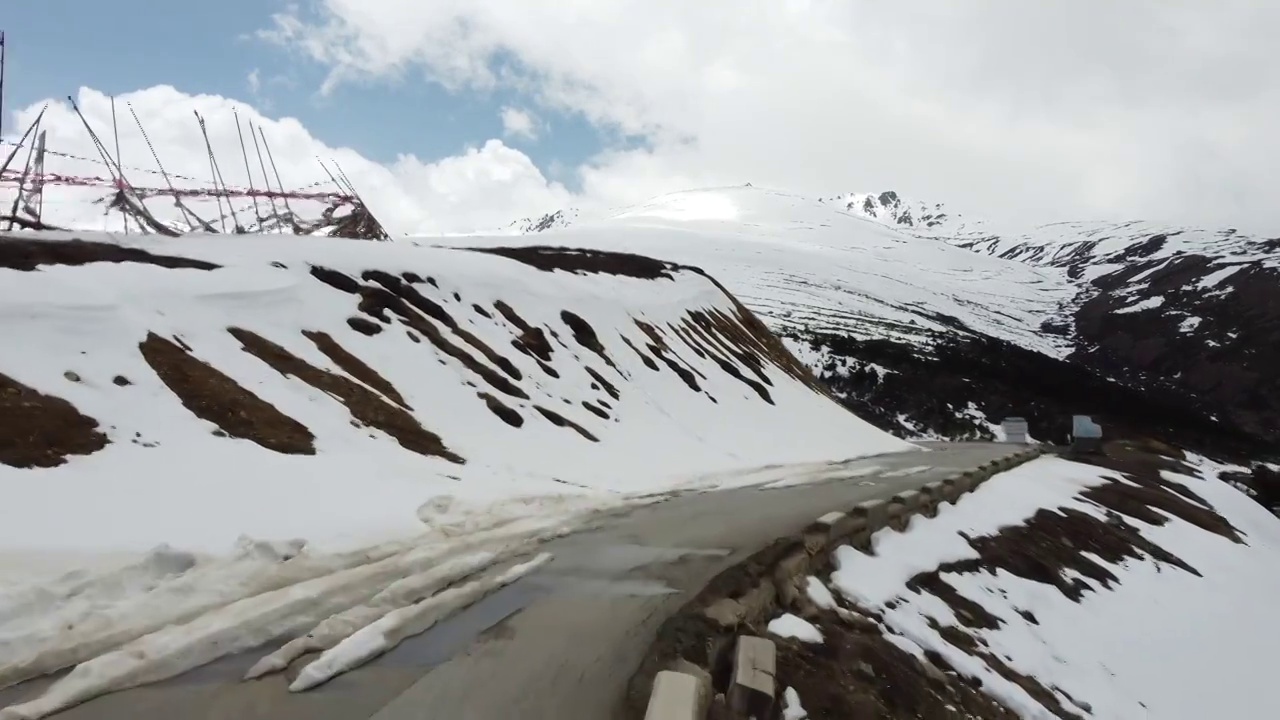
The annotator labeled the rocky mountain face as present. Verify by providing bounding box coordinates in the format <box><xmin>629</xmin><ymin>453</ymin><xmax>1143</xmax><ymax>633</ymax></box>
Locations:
<box><xmin>505</xmin><ymin>209</ymin><xmax>579</xmax><ymax>235</ymax></box>
<box><xmin>843</xmin><ymin>192</ymin><xmax>1280</xmax><ymax>453</ymax></box>
<box><xmin>510</xmin><ymin>189</ymin><xmax>1279</xmax><ymax>505</ymax></box>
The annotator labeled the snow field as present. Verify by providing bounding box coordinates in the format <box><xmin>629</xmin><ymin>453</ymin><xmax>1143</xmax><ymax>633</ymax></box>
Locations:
<box><xmin>288</xmin><ymin>552</ymin><xmax>552</xmax><ymax>692</ymax></box>
<box><xmin>0</xmin><ymin>516</ymin><xmax>573</xmax><ymax>719</ymax></box>
<box><xmin>802</xmin><ymin>454</ymin><xmax>1280</xmax><ymax>719</ymax></box>
<box><xmin>0</xmin><ymin>230</ymin><xmax>907</xmax><ymax>560</ymax></box>
<box><xmin>0</xmin><ymin>226</ymin><xmax>912</xmax><ymax>714</ymax></box>
<box><xmin>481</xmin><ymin>186</ymin><xmax>1076</xmax><ymax>356</ymax></box>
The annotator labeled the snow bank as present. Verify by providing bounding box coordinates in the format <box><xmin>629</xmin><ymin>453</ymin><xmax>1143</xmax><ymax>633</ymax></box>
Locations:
<box><xmin>0</xmin><ymin>230</ymin><xmax>907</xmax><ymax>560</ymax></box>
<box><xmin>832</xmin><ymin>458</ymin><xmax>1118</xmax><ymax>607</ymax></box>
<box><xmin>782</xmin><ymin>686</ymin><xmax>809</xmax><ymax>719</ymax></box>
<box><xmin>289</xmin><ymin>552</ymin><xmax>552</xmax><ymax>692</ymax></box>
<box><xmin>767</xmin><ymin>613</ymin><xmax>824</xmax><ymax>644</ymax></box>
<box><xmin>0</xmin><ymin>228</ymin><xmax>909</xmax><ymax>714</ymax></box>
<box><xmin>821</xmin><ymin>454</ymin><xmax>1280</xmax><ymax>719</ymax></box>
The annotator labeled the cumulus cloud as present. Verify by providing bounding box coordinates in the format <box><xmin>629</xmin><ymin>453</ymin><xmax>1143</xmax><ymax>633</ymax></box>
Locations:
<box><xmin>257</xmin><ymin>0</ymin><xmax>1280</xmax><ymax>232</ymax></box>
<box><xmin>1</xmin><ymin>86</ymin><xmax>573</xmax><ymax>235</ymax></box>
<box><xmin>500</xmin><ymin>107</ymin><xmax>538</xmax><ymax>141</ymax></box>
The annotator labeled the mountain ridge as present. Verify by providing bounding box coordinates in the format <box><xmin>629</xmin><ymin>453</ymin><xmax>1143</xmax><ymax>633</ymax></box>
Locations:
<box><xmin>505</xmin><ymin>186</ymin><xmax>1279</xmax><ymax>466</ymax></box>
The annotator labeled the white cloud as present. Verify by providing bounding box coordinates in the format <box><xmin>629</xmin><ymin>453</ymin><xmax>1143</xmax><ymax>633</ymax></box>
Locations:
<box><xmin>500</xmin><ymin>106</ymin><xmax>538</xmax><ymax>141</ymax></box>
<box><xmin>257</xmin><ymin>0</ymin><xmax>1280</xmax><ymax>232</ymax></box>
<box><xmin>247</xmin><ymin>68</ymin><xmax>262</xmax><ymax>95</ymax></box>
<box><xmin>2</xmin><ymin>86</ymin><xmax>573</xmax><ymax>236</ymax></box>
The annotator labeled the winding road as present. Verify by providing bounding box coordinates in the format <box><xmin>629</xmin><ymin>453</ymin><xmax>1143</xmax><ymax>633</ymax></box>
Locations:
<box><xmin>2</xmin><ymin>442</ymin><xmax>1025</xmax><ymax>720</ymax></box>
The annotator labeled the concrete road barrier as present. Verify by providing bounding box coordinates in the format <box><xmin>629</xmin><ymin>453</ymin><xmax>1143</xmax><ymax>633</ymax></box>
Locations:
<box><xmin>644</xmin><ymin>670</ymin><xmax>710</xmax><ymax>720</ymax></box>
<box><xmin>727</xmin><ymin>636</ymin><xmax>776</xmax><ymax>719</ymax></box>
<box><xmin>639</xmin><ymin>444</ymin><xmax>1051</xmax><ymax>720</ymax></box>
<box><xmin>850</xmin><ymin>498</ymin><xmax>889</xmax><ymax>528</ymax></box>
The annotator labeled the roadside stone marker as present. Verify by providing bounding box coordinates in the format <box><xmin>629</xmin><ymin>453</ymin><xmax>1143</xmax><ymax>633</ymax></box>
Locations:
<box><xmin>1001</xmin><ymin>416</ymin><xmax>1029</xmax><ymax>444</ymax></box>
<box><xmin>728</xmin><ymin>635</ymin><xmax>776</xmax><ymax>718</ymax></box>
<box><xmin>645</xmin><ymin>670</ymin><xmax>710</xmax><ymax>720</ymax></box>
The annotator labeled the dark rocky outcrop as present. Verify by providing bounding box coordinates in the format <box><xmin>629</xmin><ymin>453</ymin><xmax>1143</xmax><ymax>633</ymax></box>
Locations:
<box><xmin>798</xmin><ymin>324</ymin><xmax>1272</xmax><ymax>462</ymax></box>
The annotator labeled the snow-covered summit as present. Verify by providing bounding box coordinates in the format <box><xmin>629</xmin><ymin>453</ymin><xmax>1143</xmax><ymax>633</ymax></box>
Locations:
<box><xmin>481</xmin><ymin>185</ymin><xmax>1076</xmax><ymax>357</ymax></box>
<box><xmin>833</xmin><ymin>189</ymin><xmax>1279</xmax><ymax>279</ymax></box>
<box><xmin>501</xmin><ymin>185</ymin><xmax>1279</xmax><ymax>453</ymax></box>
<box><xmin>828</xmin><ymin>190</ymin><xmax>988</xmax><ymax>238</ymax></box>
<box><xmin>503</xmin><ymin>208</ymin><xmax>579</xmax><ymax>235</ymax></box>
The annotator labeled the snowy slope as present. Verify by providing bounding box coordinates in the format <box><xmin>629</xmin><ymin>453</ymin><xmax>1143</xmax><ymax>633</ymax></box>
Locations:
<box><xmin>831</xmin><ymin>188</ymin><xmax>1280</xmax><ymax>450</ymax></box>
<box><xmin>828</xmin><ymin>190</ymin><xmax>994</xmax><ymax>240</ymax></box>
<box><xmin>0</xmin><ymin>230</ymin><xmax>909</xmax><ymax>564</ymax></box>
<box><xmin>839</xmin><ymin>187</ymin><xmax>1279</xmax><ymax>281</ymax></box>
<box><xmin>480</xmin><ymin>186</ymin><xmax>1075</xmax><ymax>357</ymax></box>
<box><xmin>943</xmin><ymin>220</ymin><xmax>1279</xmax><ymax>277</ymax></box>
<box><xmin>800</xmin><ymin>450</ymin><xmax>1280</xmax><ymax>719</ymax></box>
<box><xmin>0</xmin><ymin>228</ymin><xmax>918</xmax><ymax>717</ymax></box>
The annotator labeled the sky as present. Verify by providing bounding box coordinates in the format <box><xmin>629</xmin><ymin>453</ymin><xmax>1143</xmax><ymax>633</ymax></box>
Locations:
<box><xmin>2</xmin><ymin>0</ymin><xmax>1278</xmax><ymax>235</ymax></box>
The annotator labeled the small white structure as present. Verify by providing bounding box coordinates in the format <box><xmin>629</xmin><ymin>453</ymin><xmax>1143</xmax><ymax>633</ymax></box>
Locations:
<box><xmin>1001</xmin><ymin>417</ymin><xmax>1029</xmax><ymax>444</ymax></box>
<box><xmin>1072</xmin><ymin>415</ymin><xmax>1103</xmax><ymax>454</ymax></box>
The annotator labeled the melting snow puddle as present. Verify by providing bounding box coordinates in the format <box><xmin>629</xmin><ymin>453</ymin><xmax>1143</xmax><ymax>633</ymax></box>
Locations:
<box><xmin>762</xmin><ymin>464</ymin><xmax>886</xmax><ymax>490</ymax></box>
<box><xmin>543</xmin><ymin>543</ymin><xmax>731</xmax><ymax>577</ymax></box>
<box><xmin>369</xmin><ymin>574</ymin><xmax>550</xmax><ymax>670</ymax></box>
<box><xmin>535</xmin><ymin>576</ymin><xmax>677</xmax><ymax>597</ymax></box>
<box><xmin>879</xmin><ymin>465</ymin><xmax>930</xmax><ymax>478</ymax></box>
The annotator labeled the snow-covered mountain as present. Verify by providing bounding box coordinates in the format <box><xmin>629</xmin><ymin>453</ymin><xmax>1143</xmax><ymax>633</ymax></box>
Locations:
<box><xmin>506</xmin><ymin>186</ymin><xmax>1278</xmax><ymax>467</ymax></box>
<box><xmin>504</xmin><ymin>208</ymin><xmax>579</xmax><ymax>235</ymax></box>
<box><xmin>0</xmin><ymin>229</ymin><xmax>905</xmax><ymax>558</ymax></box>
<box><xmin>837</xmin><ymin>191</ymin><xmax>1280</xmax><ymax>452</ymax></box>
<box><xmin>489</xmin><ymin>186</ymin><xmax>1075</xmax><ymax>354</ymax></box>
<box><xmin>1</xmin><ymin>183</ymin><xmax>1276</xmax><ymax>715</ymax></box>
<box><xmin>826</xmin><ymin>190</ymin><xmax>988</xmax><ymax>237</ymax></box>
<box><xmin>0</xmin><ymin>224</ymin><xmax>917</xmax><ymax>716</ymax></box>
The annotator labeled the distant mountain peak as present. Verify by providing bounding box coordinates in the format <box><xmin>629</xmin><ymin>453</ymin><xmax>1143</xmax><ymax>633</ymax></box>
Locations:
<box><xmin>822</xmin><ymin>190</ymin><xmax>977</xmax><ymax>235</ymax></box>
<box><xmin>505</xmin><ymin>208</ymin><xmax>579</xmax><ymax>235</ymax></box>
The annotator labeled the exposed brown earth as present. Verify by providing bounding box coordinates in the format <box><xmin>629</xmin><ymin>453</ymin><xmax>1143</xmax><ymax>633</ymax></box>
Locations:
<box><xmin>229</xmin><ymin>327</ymin><xmax>463</xmax><ymax>463</ymax></box>
<box><xmin>882</xmin><ymin>442</ymin><xmax>1241</xmax><ymax>717</ymax></box>
<box><xmin>303</xmin><ymin>330</ymin><xmax>411</xmax><ymax>409</ymax></box>
<box><xmin>309</xmin><ymin>265</ymin><xmax>362</xmax><ymax>294</ymax></box>
<box><xmin>622</xmin><ymin>336</ymin><xmax>661</xmax><ymax>371</ymax></box>
<box><xmin>466</xmin><ymin>245</ymin><xmax>831</xmax><ymax>403</ymax></box>
<box><xmin>346</xmin><ymin>317</ymin><xmax>383</xmax><ymax>336</ymax></box>
<box><xmin>775</xmin><ymin>616</ymin><xmax>1021</xmax><ymax>720</ymax></box>
<box><xmin>581</xmin><ymin>400</ymin><xmax>610</xmax><ymax>420</ymax></box>
<box><xmin>466</xmin><ymin>245</ymin><xmax>688</xmax><ymax>280</ymax></box>
<box><xmin>139</xmin><ymin>332</ymin><xmax>316</xmax><ymax>455</ymax></box>
<box><xmin>583</xmin><ymin>366</ymin><xmax>620</xmax><ymax>401</ymax></box>
<box><xmin>560</xmin><ymin>310</ymin><xmax>619</xmax><ymax>370</ymax></box>
<box><xmin>479</xmin><ymin>392</ymin><xmax>524</xmax><ymax>427</ymax></box>
<box><xmin>634</xmin><ymin>444</ymin><xmax>1239</xmax><ymax>720</ymax></box>
<box><xmin>630</xmin><ymin>533</ymin><xmax>1027</xmax><ymax>720</ymax></box>
<box><xmin>0</xmin><ymin>235</ymin><xmax>220</xmax><ymax>272</ymax></box>
<box><xmin>635</xmin><ymin>320</ymin><xmax>703</xmax><ymax>392</ymax></box>
<box><xmin>310</xmin><ymin>265</ymin><xmax>529</xmax><ymax>400</ymax></box>
<box><xmin>0</xmin><ymin>371</ymin><xmax>109</xmax><ymax>468</ymax></box>
<box><xmin>300</xmin><ymin>252</ymin><xmax>820</xmax><ymax>454</ymax></box>
<box><xmin>677</xmin><ymin>318</ymin><xmax>775</xmax><ymax>403</ymax></box>
<box><xmin>534</xmin><ymin>405</ymin><xmax>599</xmax><ymax>442</ymax></box>
<box><xmin>688</xmin><ymin>312</ymin><xmax>776</xmax><ymax>389</ymax></box>
<box><xmin>493</xmin><ymin>301</ymin><xmax>555</xmax><ymax>363</ymax></box>
<box><xmin>362</xmin><ymin>271</ymin><xmax>525</xmax><ymax>381</ymax></box>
